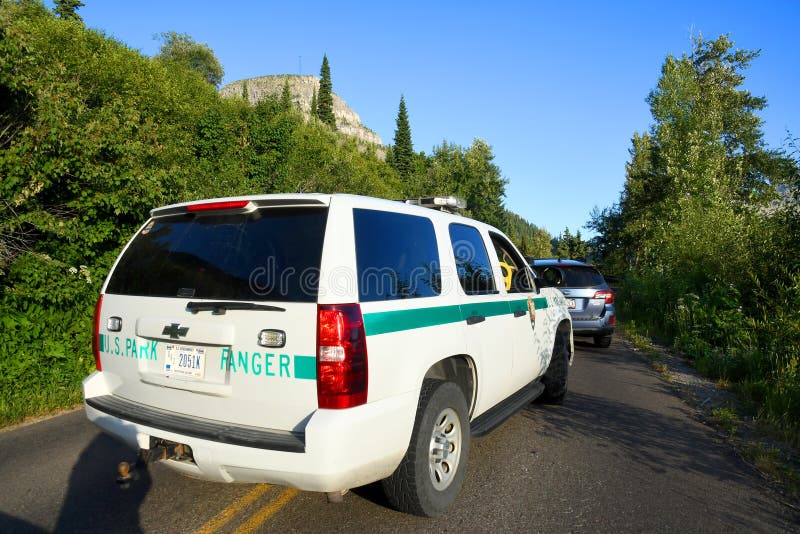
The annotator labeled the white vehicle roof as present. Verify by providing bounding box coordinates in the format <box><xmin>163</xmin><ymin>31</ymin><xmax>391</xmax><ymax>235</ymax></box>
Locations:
<box><xmin>150</xmin><ymin>193</ymin><xmax>501</xmax><ymax>234</ymax></box>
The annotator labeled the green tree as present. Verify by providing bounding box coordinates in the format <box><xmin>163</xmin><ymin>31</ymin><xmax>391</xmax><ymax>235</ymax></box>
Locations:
<box><xmin>426</xmin><ymin>139</ymin><xmax>507</xmax><ymax>228</ymax></box>
<box><xmin>390</xmin><ymin>95</ymin><xmax>413</xmax><ymax>177</ymax></box>
<box><xmin>316</xmin><ymin>54</ymin><xmax>335</xmax><ymax>128</ymax></box>
<box><xmin>554</xmin><ymin>228</ymin><xmax>571</xmax><ymax>258</ymax></box>
<box><xmin>502</xmin><ymin>211</ymin><xmax>552</xmax><ymax>257</ymax></box>
<box><xmin>591</xmin><ymin>35</ymin><xmax>786</xmax><ymax>277</ymax></box>
<box><xmin>588</xmin><ymin>34</ymin><xmax>800</xmax><ymax>436</ymax></box>
<box><xmin>554</xmin><ymin>228</ymin><xmax>590</xmax><ymax>259</ymax></box>
<box><xmin>53</xmin><ymin>0</ymin><xmax>84</xmax><ymax>23</ymax></box>
<box><xmin>280</xmin><ymin>78</ymin><xmax>293</xmax><ymax>111</ymax></box>
<box><xmin>310</xmin><ymin>88</ymin><xmax>318</xmax><ymax>119</ymax></box>
<box><xmin>155</xmin><ymin>31</ymin><xmax>224</xmax><ymax>86</ymax></box>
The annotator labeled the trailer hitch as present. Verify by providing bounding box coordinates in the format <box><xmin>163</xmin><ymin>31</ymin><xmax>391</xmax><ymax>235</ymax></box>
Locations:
<box><xmin>116</xmin><ymin>438</ymin><xmax>194</xmax><ymax>489</ymax></box>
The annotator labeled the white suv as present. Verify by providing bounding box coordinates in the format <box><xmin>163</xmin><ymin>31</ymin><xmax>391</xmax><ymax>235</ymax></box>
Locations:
<box><xmin>84</xmin><ymin>194</ymin><xmax>572</xmax><ymax>516</ymax></box>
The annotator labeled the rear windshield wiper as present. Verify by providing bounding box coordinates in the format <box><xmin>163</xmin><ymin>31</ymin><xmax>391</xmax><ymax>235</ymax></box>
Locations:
<box><xmin>186</xmin><ymin>301</ymin><xmax>286</xmax><ymax>315</ymax></box>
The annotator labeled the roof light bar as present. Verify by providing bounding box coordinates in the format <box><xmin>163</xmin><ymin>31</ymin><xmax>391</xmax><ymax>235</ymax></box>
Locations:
<box><xmin>400</xmin><ymin>196</ymin><xmax>467</xmax><ymax>212</ymax></box>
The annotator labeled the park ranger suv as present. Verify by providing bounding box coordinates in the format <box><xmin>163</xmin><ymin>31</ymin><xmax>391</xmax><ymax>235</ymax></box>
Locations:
<box><xmin>84</xmin><ymin>194</ymin><xmax>572</xmax><ymax>517</ymax></box>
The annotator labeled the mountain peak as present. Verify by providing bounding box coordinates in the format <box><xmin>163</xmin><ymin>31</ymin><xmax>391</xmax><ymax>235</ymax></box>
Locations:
<box><xmin>219</xmin><ymin>75</ymin><xmax>382</xmax><ymax>146</ymax></box>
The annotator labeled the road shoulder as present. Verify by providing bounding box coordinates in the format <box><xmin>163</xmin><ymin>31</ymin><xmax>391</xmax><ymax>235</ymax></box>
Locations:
<box><xmin>618</xmin><ymin>325</ymin><xmax>800</xmax><ymax>509</ymax></box>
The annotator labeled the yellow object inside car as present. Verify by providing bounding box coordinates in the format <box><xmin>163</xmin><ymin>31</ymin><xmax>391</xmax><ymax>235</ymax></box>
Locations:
<box><xmin>499</xmin><ymin>261</ymin><xmax>514</xmax><ymax>291</ymax></box>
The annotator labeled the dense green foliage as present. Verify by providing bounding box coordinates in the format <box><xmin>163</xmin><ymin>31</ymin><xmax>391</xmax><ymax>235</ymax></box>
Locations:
<box><xmin>389</xmin><ymin>95</ymin><xmax>413</xmax><ymax>178</ymax></box>
<box><xmin>0</xmin><ymin>1</ymin><xmax>537</xmax><ymax>425</ymax></box>
<box><xmin>590</xmin><ymin>35</ymin><xmax>800</xmax><ymax>440</ymax></box>
<box><xmin>503</xmin><ymin>211</ymin><xmax>552</xmax><ymax>258</ymax></box>
<box><xmin>316</xmin><ymin>54</ymin><xmax>335</xmax><ymax>128</ymax></box>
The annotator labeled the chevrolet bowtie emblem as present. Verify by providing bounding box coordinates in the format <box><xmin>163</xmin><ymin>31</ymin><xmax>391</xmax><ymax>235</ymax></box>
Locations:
<box><xmin>162</xmin><ymin>323</ymin><xmax>189</xmax><ymax>339</ymax></box>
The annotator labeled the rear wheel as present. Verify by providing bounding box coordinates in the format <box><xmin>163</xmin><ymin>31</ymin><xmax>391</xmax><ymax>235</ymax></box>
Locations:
<box><xmin>539</xmin><ymin>330</ymin><xmax>569</xmax><ymax>404</ymax></box>
<box><xmin>382</xmin><ymin>379</ymin><xmax>470</xmax><ymax>517</ymax></box>
<box><xmin>594</xmin><ymin>335</ymin><xmax>612</xmax><ymax>348</ymax></box>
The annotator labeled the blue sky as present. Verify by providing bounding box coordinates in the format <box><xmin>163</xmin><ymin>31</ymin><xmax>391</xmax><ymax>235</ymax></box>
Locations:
<box><xmin>54</xmin><ymin>1</ymin><xmax>800</xmax><ymax>237</ymax></box>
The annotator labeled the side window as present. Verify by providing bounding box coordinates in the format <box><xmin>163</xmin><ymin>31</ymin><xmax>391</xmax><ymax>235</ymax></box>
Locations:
<box><xmin>354</xmin><ymin>209</ymin><xmax>441</xmax><ymax>302</ymax></box>
<box><xmin>448</xmin><ymin>224</ymin><xmax>497</xmax><ymax>295</ymax></box>
<box><xmin>490</xmin><ymin>233</ymin><xmax>534</xmax><ymax>293</ymax></box>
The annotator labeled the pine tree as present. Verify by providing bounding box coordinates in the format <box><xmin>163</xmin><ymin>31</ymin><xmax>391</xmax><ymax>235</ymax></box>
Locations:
<box><xmin>317</xmin><ymin>54</ymin><xmax>335</xmax><ymax>128</ymax></box>
<box><xmin>280</xmin><ymin>78</ymin><xmax>293</xmax><ymax>111</ymax></box>
<box><xmin>310</xmin><ymin>89</ymin><xmax>318</xmax><ymax>119</ymax></box>
<box><xmin>53</xmin><ymin>0</ymin><xmax>84</xmax><ymax>23</ymax></box>
<box><xmin>556</xmin><ymin>228</ymin><xmax>572</xmax><ymax>258</ymax></box>
<box><xmin>241</xmin><ymin>80</ymin><xmax>249</xmax><ymax>103</ymax></box>
<box><xmin>391</xmin><ymin>95</ymin><xmax>413</xmax><ymax>178</ymax></box>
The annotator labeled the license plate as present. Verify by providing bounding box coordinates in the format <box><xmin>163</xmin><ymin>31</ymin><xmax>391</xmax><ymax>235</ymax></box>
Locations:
<box><xmin>566</xmin><ymin>298</ymin><xmax>576</xmax><ymax>309</ymax></box>
<box><xmin>164</xmin><ymin>344</ymin><xmax>206</xmax><ymax>379</ymax></box>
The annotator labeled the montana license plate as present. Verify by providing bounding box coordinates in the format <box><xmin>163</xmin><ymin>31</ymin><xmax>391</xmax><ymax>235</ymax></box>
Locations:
<box><xmin>164</xmin><ymin>344</ymin><xmax>206</xmax><ymax>379</ymax></box>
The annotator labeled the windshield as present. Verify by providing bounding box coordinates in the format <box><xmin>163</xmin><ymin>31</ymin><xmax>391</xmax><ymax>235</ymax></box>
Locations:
<box><xmin>106</xmin><ymin>207</ymin><xmax>328</xmax><ymax>302</ymax></box>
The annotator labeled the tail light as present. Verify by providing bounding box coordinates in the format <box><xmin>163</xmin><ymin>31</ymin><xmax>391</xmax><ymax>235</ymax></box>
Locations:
<box><xmin>609</xmin><ymin>315</ymin><xmax>616</xmax><ymax>325</ymax></box>
<box><xmin>187</xmin><ymin>200</ymin><xmax>251</xmax><ymax>212</ymax></box>
<box><xmin>316</xmin><ymin>304</ymin><xmax>368</xmax><ymax>409</ymax></box>
<box><xmin>92</xmin><ymin>295</ymin><xmax>103</xmax><ymax>371</ymax></box>
<box><xmin>593</xmin><ymin>290</ymin><xmax>614</xmax><ymax>304</ymax></box>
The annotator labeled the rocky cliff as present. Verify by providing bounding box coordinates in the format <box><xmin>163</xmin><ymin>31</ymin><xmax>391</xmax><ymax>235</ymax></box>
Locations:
<box><xmin>219</xmin><ymin>75</ymin><xmax>382</xmax><ymax>146</ymax></box>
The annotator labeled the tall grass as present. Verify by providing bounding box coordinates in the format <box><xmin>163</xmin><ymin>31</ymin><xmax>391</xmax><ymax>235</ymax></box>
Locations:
<box><xmin>619</xmin><ymin>271</ymin><xmax>800</xmax><ymax>445</ymax></box>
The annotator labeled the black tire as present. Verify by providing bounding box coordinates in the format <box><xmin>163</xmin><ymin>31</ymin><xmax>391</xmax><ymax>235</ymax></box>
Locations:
<box><xmin>594</xmin><ymin>334</ymin><xmax>612</xmax><ymax>348</ymax></box>
<box><xmin>539</xmin><ymin>330</ymin><xmax>569</xmax><ymax>404</ymax></box>
<box><xmin>382</xmin><ymin>379</ymin><xmax>470</xmax><ymax>517</ymax></box>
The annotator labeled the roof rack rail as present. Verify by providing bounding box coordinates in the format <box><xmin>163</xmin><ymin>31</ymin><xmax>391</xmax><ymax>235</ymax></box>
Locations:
<box><xmin>397</xmin><ymin>196</ymin><xmax>467</xmax><ymax>213</ymax></box>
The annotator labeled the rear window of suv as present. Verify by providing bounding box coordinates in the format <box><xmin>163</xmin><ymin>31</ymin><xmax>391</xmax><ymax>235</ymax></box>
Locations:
<box><xmin>560</xmin><ymin>266</ymin><xmax>605</xmax><ymax>287</ymax></box>
<box><xmin>106</xmin><ymin>207</ymin><xmax>328</xmax><ymax>302</ymax></box>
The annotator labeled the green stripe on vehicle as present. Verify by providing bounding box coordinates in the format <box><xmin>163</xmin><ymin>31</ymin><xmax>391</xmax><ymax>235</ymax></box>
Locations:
<box><xmin>459</xmin><ymin>300</ymin><xmax>510</xmax><ymax>319</ymax></box>
<box><xmin>293</xmin><ymin>355</ymin><xmax>316</xmax><ymax>380</ymax></box>
<box><xmin>510</xmin><ymin>297</ymin><xmax>548</xmax><ymax>311</ymax></box>
<box><xmin>363</xmin><ymin>304</ymin><xmax>463</xmax><ymax>336</ymax></box>
<box><xmin>363</xmin><ymin>297</ymin><xmax>549</xmax><ymax>336</ymax></box>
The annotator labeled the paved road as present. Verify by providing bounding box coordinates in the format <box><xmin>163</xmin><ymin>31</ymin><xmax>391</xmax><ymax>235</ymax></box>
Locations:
<box><xmin>1</xmin><ymin>338</ymin><xmax>797</xmax><ymax>533</ymax></box>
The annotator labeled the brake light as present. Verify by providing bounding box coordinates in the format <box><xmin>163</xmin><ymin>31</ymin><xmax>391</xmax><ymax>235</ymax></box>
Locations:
<box><xmin>92</xmin><ymin>295</ymin><xmax>103</xmax><ymax>371</ymax></box>
<box><xmin>316</xmin><ymin>304</ymin><xmax>368</xmax><ymax>409</ymax></box>
<box><xmin>609</xmin><ymin>315</ymin><xmax>616</xmax><ymax>325</ymax></box>
<box><xmin>187</xmin><ymin>200</ymin><xmax>251</xmax><ymax>212</ymax></box>
<box><xmin>593</xmin><ymin>290</ymin><xmax>614</xmax><ymax>304</ymax></box>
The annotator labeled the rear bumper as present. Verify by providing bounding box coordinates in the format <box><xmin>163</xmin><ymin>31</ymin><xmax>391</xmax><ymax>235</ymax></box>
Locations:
<box><xmin>83</xmin><ymin>372</ymin><xmax>418</xmax><ymax>492</ymax></box>
<box><xmin>571</xmin><ymin>316</ymin><xmax>615</xmax><ymax>336</ymax></box>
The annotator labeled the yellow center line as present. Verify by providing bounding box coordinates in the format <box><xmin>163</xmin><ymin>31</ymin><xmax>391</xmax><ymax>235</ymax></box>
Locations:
<box><xmin>194</xmin><ymin>484</ymin><xmax>272</xmax><ymax>534</ymax></box>
<box><xmin>233</xmin><ymin>487</ymin><xmax>300</xmax><ymax>534</ymax></box>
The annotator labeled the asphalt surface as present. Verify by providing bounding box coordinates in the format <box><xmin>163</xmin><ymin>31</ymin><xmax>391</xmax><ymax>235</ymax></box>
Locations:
<box><xmin>1</xmin><ymin>338</ymin><xmax>798</xmax><ymax>533</ymax></box>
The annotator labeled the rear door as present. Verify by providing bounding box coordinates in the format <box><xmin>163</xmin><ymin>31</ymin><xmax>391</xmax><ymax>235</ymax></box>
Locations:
<box><xmin>96</xmin><ymin>199</ymin><xmax>328</xmax><ymax>432</ymax></box>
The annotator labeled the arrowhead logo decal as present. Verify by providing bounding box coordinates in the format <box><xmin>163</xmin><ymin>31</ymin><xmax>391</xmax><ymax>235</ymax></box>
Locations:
<box><xmin>162</xmin><ymin>323</ymin><xmax>189</xmax><ymax>339</ymax></box>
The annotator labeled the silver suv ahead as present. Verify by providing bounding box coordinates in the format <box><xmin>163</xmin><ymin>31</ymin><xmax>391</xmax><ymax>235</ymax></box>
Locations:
<box><xmin>529</xmin><ymin>259</ymin><xmax>615</xmax><ymax>348</ymax></box>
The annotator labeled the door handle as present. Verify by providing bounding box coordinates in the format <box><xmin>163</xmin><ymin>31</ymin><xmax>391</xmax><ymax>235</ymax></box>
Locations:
<box><xmin>513</xmin><ymin>310</ymin><xmax>527</xmax><ymax>318</ymax></box>
<box><xmin>465</xmin><ymin>315</ymin><xmax>485</xmax><ymax>325</ymax></box>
